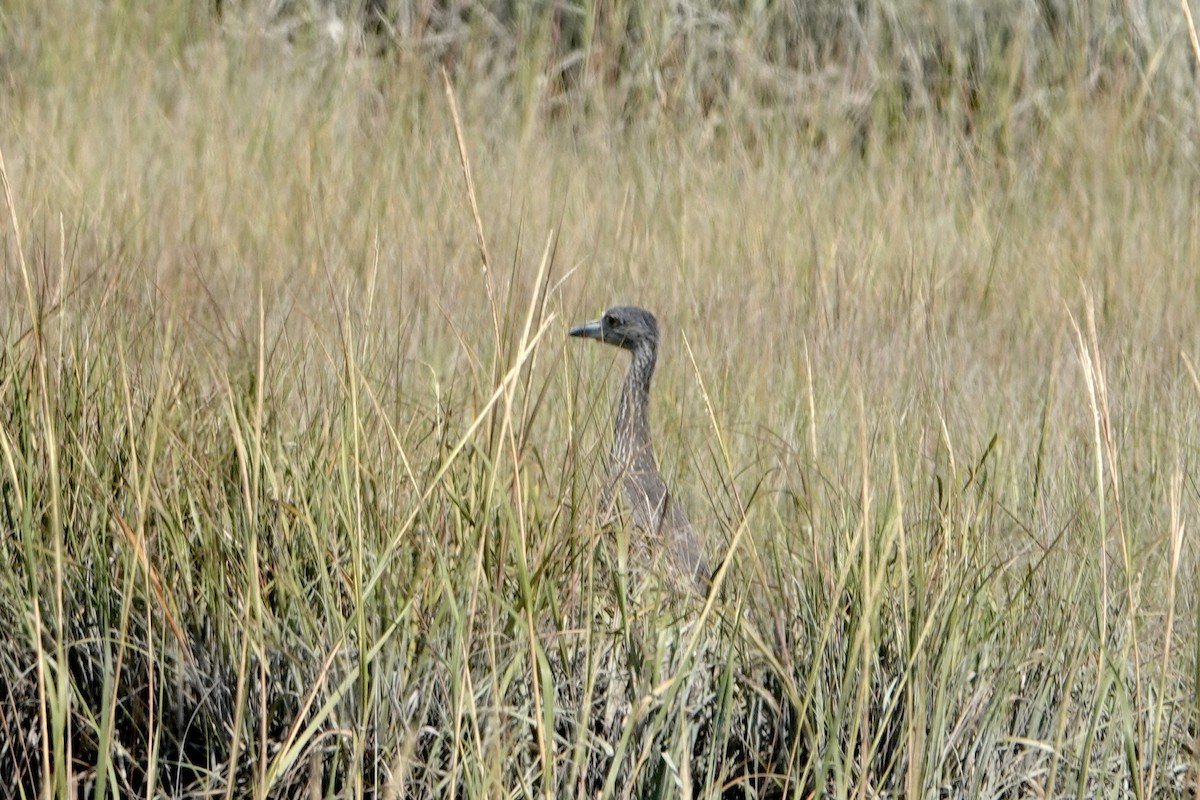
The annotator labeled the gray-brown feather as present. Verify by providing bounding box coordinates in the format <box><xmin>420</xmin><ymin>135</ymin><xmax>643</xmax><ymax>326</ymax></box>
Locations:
<box><xmin>572</xmin><ymin>306</ymin><xmax>710</xmax><ymax>592</ymax></box>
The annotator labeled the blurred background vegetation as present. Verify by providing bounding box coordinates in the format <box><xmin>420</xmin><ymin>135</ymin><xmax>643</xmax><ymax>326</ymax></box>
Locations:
<box><xmin>218</xmin><ymin>0</ymin><xmax>1199</xmax><ymax>137</ymax></box>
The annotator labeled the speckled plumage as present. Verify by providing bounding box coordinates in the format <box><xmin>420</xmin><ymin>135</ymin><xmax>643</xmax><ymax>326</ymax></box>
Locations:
<box><xmin>570</xmin><ymin>306</ymin><xmax>710</xmax><ymax>592</ymax></box>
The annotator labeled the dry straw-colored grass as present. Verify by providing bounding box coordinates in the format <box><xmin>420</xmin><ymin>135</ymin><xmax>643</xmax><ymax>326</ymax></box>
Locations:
<box><xmin>1</xmin><ymin>2</ymin><xmax>1198</xmax><ymax>797</ymax></box>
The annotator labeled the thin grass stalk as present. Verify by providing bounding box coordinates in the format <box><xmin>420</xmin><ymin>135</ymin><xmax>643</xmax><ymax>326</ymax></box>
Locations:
<box><xmin>1182</xmin><ymin>353</ymin><xmax>1200</xmax><ymax>792</ymax></box>
<box><xmin>251</xmin><ymin>292</ymin><xmax>272</xmax><ymax>800</ymax></box>
<box><xmin>441</xmin><ymin>69</ymin><xmax>501</xmax><ymax>425</ymax></box>
<box><xmin>3</xmin><ymin>143</ymin><xmax>73</xmax><ymax>797</ymax></box>
<box><xmin>338</xmin><ymin>294</ymin><xmax>372</xmax><ymax>790</ymax></box>
<box><xmin>1143</xmin><ymin>466</ymin><xmax>1184</xmax><ymax>794</ymax></box>
<box><xmin>852</xmin><ymin>391</ymin><xmax>872</xmax><ymax>800</ymax></box>
<box><xmin>1086</xmin><ymin>295</ymin><xmax>1147</xmax><ymax>796</ymax></box>
<box><xmin>507</xmin><ymin>233</ymin><xmax>560</xmax><ymax>797</ymax></box>
<box><xmin>219</xmin><ymin>373</ymin><xmax>262</xmax><ymax>800</ymax></box>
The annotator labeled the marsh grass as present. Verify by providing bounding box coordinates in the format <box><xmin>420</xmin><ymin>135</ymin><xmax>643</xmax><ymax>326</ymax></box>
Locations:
<box><xmin>1</xmin><ymin>2</ymin><xmax>1199</xmax><ymax>797</ymax></box>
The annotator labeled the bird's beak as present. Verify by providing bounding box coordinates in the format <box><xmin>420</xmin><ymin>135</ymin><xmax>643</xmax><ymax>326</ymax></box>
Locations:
<box><xmin>568</xmin><ymin>318</ymin><xmax>603</xmax><ymax>340</ymax></box>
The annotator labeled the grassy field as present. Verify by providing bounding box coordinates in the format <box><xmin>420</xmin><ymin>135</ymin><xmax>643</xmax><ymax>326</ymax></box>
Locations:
<box><xmin>1</xmin><ymin>2</ymin><xmax>1199</xmax><ymax>797</ymax></box>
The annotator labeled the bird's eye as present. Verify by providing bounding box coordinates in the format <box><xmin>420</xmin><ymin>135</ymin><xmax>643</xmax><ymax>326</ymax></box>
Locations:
<box><xmin>604</xmin><ymin>314</ymin><xmax>618</xmax><ymax>328</ymax></box>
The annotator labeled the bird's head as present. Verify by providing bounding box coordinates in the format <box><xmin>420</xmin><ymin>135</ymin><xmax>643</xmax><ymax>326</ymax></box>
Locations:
<box><xmin>569</xmin><ymin>306</ymin><xmax>659</xmax><ymax>352</ymax></box>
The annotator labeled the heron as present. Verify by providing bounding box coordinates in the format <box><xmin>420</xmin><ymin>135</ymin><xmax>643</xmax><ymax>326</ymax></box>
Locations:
<box><xmin>570</xmin><ymin>306</ymin><xmax>710</xmax><ymax>592</ymax></box>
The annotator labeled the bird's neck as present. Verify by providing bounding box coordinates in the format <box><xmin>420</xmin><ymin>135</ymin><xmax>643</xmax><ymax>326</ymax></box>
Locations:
<box><xmin>614</xmin><ymin>343</ymin><xmax>656</xmax><ymax>457</ymax></box>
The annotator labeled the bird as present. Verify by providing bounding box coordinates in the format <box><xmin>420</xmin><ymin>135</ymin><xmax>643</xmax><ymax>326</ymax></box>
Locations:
<box><xmin>569</xmin><ymin>306</ymin><xmax>710</xmax><ymax>593</ymax></box>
